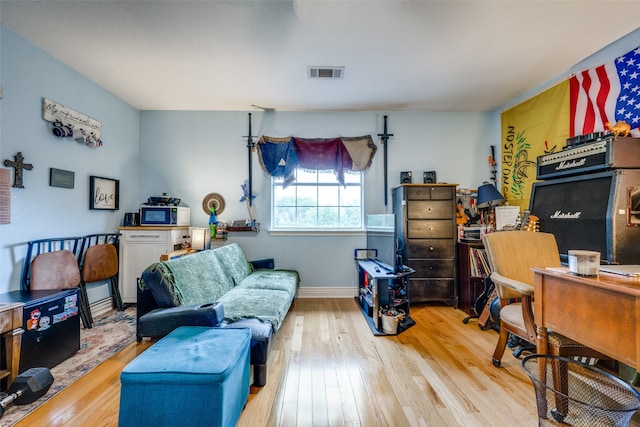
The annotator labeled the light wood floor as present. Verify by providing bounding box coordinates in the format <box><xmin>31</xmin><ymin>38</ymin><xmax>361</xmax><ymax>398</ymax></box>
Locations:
<box><xmin>13</xmin><ymin>298</ymin><xmax>640</xmax><ymax>426</ymax></box>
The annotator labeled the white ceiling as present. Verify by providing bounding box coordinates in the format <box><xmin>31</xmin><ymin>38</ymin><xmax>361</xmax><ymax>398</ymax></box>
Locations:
<box><xmin>1</xmin><ymin>1</ymin><xmax>639</xmax><ymax>112</ymax></box>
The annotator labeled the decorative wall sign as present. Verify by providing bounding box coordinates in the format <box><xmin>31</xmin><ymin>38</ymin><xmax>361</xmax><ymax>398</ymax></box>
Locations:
<box><xmin>0</xmin><ymin>169</ymin><xmax>10</xmax><ymax>224</ymax></box>
<box><xmin>89</xmin><ymin>176</ymin><xmax>119</xmax><ymax>210</ymax></box>
<box><xmin>3</xmin><ymin>152</ymin><xmax>33</xmax><ymax>188</ymax></box>
<box><xmin>202</xmin><ymin>193</ymin><xmax>226</xmax><ymax>215</ymax></box>
<box><xmin>42</xmin><ymin>98</ymin><xmax>103</xmax><ymax>147</ymax></box>
<box><xmin>50</xmin><ymin>168</ymin><xmax>75</xmax><ymax>189</ymax></box>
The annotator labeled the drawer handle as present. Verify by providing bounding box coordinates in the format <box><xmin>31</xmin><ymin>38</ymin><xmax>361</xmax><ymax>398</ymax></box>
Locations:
<box><xmin>429</xmin><ymin>246</ymin><xmax>434</xmax><ymax>251</ymax></box>
<box><xmin>427</xmin><ymin>207</ymin><xmax>432</xmax><ymax>212</ymax></box>
<box><xmin>428</xmin><ymin>227</ymin><xmax>433</xmax><ymax>231</ymax></box>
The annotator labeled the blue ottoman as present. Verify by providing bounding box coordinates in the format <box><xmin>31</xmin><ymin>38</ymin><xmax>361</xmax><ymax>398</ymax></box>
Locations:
<box><xmin>119</xmin><ymin>326</ymin><xmax>251</xmax><ymax>427</ymax></box>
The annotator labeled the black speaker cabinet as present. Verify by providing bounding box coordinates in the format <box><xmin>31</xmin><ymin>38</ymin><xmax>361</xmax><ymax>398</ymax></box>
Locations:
<box><xmin>529</xmin><ymin>169</ymin><xmax>640</xmax><ymax>264</ymax></box>
<box><xmin>423</xmin><ymin>171</ymin><xmax>437</xmax><ymax>184</ymax></box>
<box><xmin>400</xmin><ymin>171</ymin><xmax>412</xmax><ymax>184</ymax></box>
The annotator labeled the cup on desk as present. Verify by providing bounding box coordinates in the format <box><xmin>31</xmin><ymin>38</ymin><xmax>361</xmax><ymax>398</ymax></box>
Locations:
<box><xmin>568</xmin><ymin>250</ymin><xmax>600</xmax><ymax>277</ymax></box>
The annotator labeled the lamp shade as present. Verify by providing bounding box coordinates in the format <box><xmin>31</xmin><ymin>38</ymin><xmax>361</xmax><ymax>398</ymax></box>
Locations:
<box><xmin>189</xmin><ymin>227</ymin><xmax>210</xmax><ymax>250</ymax></box>
<box><xmin>476</xmin><ymin>183</ymin><xmax>504</xmax><ymax>208</ymax></box>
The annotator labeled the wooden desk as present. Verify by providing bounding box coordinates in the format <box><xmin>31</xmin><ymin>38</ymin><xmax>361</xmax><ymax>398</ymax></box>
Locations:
<box><xmin>533</xmin><ymin>267</ymin><xmax>640</xmax><ymax>369</ymax></box>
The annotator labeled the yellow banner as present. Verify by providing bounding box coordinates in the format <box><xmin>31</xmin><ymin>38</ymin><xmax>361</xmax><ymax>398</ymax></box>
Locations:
<box><xmin>500</xmin><ymin>80</ymin><xmax>570</xmax><ymax>211</ymax></box>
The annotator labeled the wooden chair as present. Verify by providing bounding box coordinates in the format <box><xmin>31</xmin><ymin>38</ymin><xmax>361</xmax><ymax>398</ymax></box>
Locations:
<box><xmin>482</xmin><ymin>231</ymin><xmax>606</xmax><ymax>364</ymax></box>
<box><xmin>30</xmin><ymin>250</ymin><xmax>81</xmax><ymax>291</ymax></box>
<box><xmin>21</xmin><ymin>237</ymin><xmax>83</xmax><ymax>290</ymax></box>
<box><xmin>24</xmin><ymin>238</ymin><xmax>91</xmax><ymax>328</ymax></box>
<box><xmin>78</xmin><ymin>234</ymin><xmax>124</xmax><ymax>328</ymax></box>
<box><xmin>483</xmin><ymin>231</ymin><xmax>609</xmax><ymax>419</ymax></box>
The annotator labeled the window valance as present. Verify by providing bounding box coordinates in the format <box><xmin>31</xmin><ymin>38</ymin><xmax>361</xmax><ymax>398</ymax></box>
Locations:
<box><xmin>256</xmin><ymin>134</ymin><xmax>377</xmax><ymax>185</ymax></box>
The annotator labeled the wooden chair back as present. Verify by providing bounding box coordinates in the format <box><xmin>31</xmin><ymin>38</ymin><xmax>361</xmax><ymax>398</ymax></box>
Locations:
<box><xmin>30</xmin><ymin>250</ymin><xmax>81</xmax><ymax>290</ymax></box>
<box><xmin>21</xmin><ymin>237</ymin><xmax>83</xmax><ymax>290</ymax></box>
<box><xmin>82</xmin><ymin>244</ymin><xmax>118</xmax><ymax>283</ymax></box>
<box><xmin>483</xmin><ymin>231</ymin><xmax>561</xmax><ymax>299</ymax></box>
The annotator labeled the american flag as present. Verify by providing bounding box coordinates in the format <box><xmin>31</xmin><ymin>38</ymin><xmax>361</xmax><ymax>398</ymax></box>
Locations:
<box><xmin>570</xmin><ymin>45</ymin><xmax>640</xmax><ymax>138</ymax></box>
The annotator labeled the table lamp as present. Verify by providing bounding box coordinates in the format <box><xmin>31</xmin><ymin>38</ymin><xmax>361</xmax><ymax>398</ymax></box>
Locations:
<box><xmin>476</xmin><ymin>182</ymin><xmax>504</xmax><ymax>229</ymax></box>
<box><xmin>190</xmin><ymin>227</ymin><xmax>210</xmax><ymax>250</ymax></box>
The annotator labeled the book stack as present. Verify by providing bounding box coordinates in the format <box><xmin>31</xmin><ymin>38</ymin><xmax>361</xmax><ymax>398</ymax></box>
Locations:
<box><xmin>469</xmin><ymin>247</ymin><xmax>491</xmax><ymax>277</ymax></box>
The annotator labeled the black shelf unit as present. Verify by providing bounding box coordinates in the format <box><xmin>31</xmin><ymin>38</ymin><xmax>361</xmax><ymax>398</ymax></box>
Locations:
<box><xmin>355</xmin><ymin>258</ymin><xmax>416</xmax><ymax>336</ymax></box>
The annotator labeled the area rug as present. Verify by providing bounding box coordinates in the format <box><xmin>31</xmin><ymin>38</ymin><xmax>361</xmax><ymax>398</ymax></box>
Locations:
<box><xmin>1</xmin><ymin>306</ymin><xmax>137</xmax><ymax>426</ymax></box>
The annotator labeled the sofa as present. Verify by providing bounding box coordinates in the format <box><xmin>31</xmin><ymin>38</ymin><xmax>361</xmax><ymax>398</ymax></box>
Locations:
<box><xmin>136</xmin><ymin>242</ymin><xmax>299</xmax><ymax>386</ymax></box>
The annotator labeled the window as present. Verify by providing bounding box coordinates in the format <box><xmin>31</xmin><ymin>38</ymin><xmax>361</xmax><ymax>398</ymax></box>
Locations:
<box><xmin>271</xmin><ymin>168</ymin><xmax>363</xmax><ymax>231</ymax></box>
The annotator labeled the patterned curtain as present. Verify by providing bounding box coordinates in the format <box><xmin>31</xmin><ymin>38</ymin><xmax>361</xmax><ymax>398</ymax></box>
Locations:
<box><xmin>256</xmin><ymin>134</ymin><xmax>377</xmax><ymax>186</ymax></box>
<box><xmin>255</xmin><ymin>136</ymin><xmax>298</xmax><ymax>186</ymax></box>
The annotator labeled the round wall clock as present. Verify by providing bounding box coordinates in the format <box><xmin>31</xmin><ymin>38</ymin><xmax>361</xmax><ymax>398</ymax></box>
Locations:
<box><xmin>202</xmin><ymin>193</ymin><xmax>226</xmax><ymax>215</ymax></box>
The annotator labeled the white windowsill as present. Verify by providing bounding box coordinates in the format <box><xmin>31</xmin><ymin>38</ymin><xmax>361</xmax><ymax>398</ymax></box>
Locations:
<box><xmin>268</xmin><ymin>229</ymin><xmax>365</xmax><ymax>237</ymax></box>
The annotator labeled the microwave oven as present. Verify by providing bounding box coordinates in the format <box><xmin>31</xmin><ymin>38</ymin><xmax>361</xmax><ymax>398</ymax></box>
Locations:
<box><xmin>139</xmin><ymin>206</ymin><xmax>190</xmax><ymax>226</ymax></box>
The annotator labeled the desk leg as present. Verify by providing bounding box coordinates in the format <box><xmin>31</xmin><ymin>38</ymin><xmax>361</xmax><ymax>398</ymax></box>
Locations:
<box><xmin>536</xmin><ymin>324</ymin><xmax>548</xmax><ymax>354</ymax></box>
<box><xmin>4</xmin><ymin>328</ymin><xmax>24</xmax><ymax>388</ymax></box>
<box><xmin>536</xmin><ymin>325</ymin><xmax>549</xmax><ymax>418</ymax></box>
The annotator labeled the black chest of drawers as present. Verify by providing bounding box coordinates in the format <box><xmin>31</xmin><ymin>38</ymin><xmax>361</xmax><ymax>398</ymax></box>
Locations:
<box><xmin>392</xmin><ymin>184</ymin><xmax>458</xmax><ymax>306</ymax></box>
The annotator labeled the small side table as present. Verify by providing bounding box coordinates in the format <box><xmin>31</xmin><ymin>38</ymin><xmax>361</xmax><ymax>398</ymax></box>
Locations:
<box><xmin>355</xmin><ymin>259</ymin><xmax>415</xmax><ymax>336</ymax></box>
<box><xmin>0</xmin><ymin>302</ymin><xmax>25</xmax><ymax>390</ymax></box>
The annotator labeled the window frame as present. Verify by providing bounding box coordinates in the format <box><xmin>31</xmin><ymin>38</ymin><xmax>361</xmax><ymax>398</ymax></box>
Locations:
<box><xmin>270</xmin><ymin>168</ymin><xmax>365</xmax><ymax>232</ymax></box>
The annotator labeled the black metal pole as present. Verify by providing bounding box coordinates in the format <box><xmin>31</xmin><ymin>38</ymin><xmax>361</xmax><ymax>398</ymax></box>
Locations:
<box><xmin>384</xmin><ymin>131</ymin><xmax>388</xmax><ymax>206</ymax></box>
<box><xmin>378</xmin><ymin>115</ymin><xmax>393</xmax><ymax>207</ymax></box>
<box><xmin>246</xmin><ymin>113</ymin><xmax>254</xmax><ymax>206</ymax></box>
<box><xmin>490</xmin><ymin>145</ymin><xmax>497</xmax><ymax>188</ymax></box>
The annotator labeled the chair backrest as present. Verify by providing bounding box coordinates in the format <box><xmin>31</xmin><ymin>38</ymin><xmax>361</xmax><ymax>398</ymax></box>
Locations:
<box><xmin>30</xmin><ymin>250</ymin><xmax>81</xmax><ymax>290</ymax></box>
<box><xmin>20</xmin><ymin>233</ymin><xmax>120</xmax><ymax>290</ymax></box>
<box><xmin>78</xmin><ymin>233</ymin><xmax>120</xmax><ymax>264</ymax></box>
<box><xmin>21</xmin><ymin>237</ymin><xmax>83</xmax><ymax>290</ymax></box>
<box><xmin>82</xmin><ymin>244</ymin><xmax>118</xmax><ymax>283</ymax></box>
<box><xmin>482</xmin><ymin>231</ymin><xmax>561</xmax><ymax>286</ymax></box>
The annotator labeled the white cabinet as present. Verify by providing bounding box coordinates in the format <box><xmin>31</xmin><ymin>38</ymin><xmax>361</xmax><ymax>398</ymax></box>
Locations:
<box><xmin>118</xmin><ymin>227</ymin><xmax>188</xmax><ymax>303</ymax></box>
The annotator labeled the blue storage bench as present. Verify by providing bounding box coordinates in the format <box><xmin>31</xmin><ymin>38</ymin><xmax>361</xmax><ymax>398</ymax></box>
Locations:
<box><xmin>119</xmin><ymin>326</ymin><xmax>251</xmax><ymax>427</ymax></box>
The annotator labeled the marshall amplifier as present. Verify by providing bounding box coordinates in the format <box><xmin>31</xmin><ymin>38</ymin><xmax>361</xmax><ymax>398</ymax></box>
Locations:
<box><xmin>529</xmin><ymin>169</ymin><xmax>640</xmax><ymax>264</ymax></box>
<box><xmin>536</xmin><ymin>136</ymin><xmax>640</xmax><ymax>180</ymax></box>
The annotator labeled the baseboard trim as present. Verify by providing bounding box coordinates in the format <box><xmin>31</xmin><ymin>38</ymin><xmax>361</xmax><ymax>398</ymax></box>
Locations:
<box><xmin>90</xmin><ymin>298</ymin><xmax>113</xmax><ymax>318</ymax></box>
<box><xmin>91</xmin><ymin>288</ymin><xmax>357</xmax><ymax>304</ymax></box>
<box><xmin>296</xmin><ymin>287</ymin><xmax>358</xmax><ymax>299</ymax></box>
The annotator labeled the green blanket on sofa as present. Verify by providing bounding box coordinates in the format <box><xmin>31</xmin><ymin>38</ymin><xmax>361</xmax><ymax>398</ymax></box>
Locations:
<box><xmin>156</xmin><ymin>243</ymin><xmax>299</xmax><ymax>332</ymax></box>
<box><xmin>165</xmin><ymin>250</ymin><xmax>235</xmax><ymax>305</ymax></box>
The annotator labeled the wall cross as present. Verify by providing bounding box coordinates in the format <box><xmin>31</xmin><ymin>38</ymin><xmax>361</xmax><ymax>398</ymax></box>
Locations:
<box><xmin>3</xmin><ymin>152</ymin><xmax>33</xmax><ymax>188</ymax></box>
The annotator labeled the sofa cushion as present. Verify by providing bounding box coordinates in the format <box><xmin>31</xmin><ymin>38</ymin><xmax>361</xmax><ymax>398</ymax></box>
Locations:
<box><xmin>238</xmin><ymin>269</ymin><xmax>299</xmax><ymax>300</ymax></box>
<box><xmin>162</xmin><ymin>250</ymin><xmax>235</xmax><ymax>305</ymax></box>
<box><xmin>212</xmin><ymin>243</ymin><xmax>252</xmax><ymax>285</ymax></box>
<box><xmin>218</xmin><ymin>287</ymin><xmax>292</xmax><ymax>332</ymax></box>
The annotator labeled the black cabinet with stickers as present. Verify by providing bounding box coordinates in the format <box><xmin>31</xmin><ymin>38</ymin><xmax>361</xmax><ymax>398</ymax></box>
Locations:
<box><xmin>0</xmin><ymin>288</ymin><xmax>80</xmax><ymax>371</ymax></box>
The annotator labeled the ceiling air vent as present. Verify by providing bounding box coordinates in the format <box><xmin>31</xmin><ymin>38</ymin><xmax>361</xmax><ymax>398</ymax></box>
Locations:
<box><xmin>308</xmin><ymin>66</ymin><xmax>344</xmax><ymax>79</ymax></box>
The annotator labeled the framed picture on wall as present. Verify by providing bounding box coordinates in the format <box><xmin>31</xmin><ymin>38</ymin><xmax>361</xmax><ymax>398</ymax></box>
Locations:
<box><xmin>89</xmin><ymin>175</ymin><xmax>119</xmax><ymax>210</ymax></box>
<box><xmin>50</xmin><ymin>168</ymin><xmax>75</xmax><ymax>189</ymax></box>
